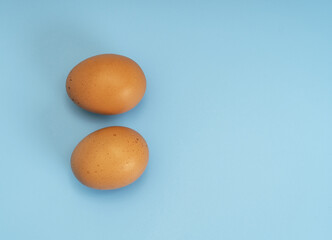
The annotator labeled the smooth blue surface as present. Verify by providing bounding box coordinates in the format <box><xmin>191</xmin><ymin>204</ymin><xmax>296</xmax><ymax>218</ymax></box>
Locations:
<box><xmin>1</xmin><ymin>1</ymin><xmax>331</xmax><ymax>239</ymax></box>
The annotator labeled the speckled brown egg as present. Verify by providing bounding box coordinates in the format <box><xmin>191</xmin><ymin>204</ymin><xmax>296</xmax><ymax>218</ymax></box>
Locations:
<box><xmin>71</xmin><ymin>126</ymin><xmax>149</xmax><ymax>190</ymax></box>
<box><xmin>66</xmin><ymin>54</ymin><xmax>146</xmax><ymax>115</ymax></box>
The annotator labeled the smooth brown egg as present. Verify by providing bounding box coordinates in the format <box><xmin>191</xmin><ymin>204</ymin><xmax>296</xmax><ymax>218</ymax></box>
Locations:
<box><xmin>66</xmin><ymin>54</ymin><xmax>146</xmax><ymax>115</ymax></box>
<box><xmin>71</xmin><ymin>126</ymin><xmax>149</xmax><ymax>190</ymax></box>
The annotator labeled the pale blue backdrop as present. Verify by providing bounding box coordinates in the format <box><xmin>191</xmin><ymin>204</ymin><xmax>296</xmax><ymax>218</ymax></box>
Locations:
<box><xmin>0</xmin><ymin>1</ymin><xmax>331</xmax><ymax>239</ymax></box>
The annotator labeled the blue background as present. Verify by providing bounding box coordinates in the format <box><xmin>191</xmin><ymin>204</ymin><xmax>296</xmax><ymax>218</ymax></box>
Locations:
<box><xmin>1</xmin><ymin>1</ymin><xmax>331</xmax><ymax>239</ymax></box>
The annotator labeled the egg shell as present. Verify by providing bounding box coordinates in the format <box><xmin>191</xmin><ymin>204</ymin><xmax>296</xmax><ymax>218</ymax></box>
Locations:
<box><xmin>66</xmin><ymin>54</ymin><xmax>146</xmax><ymax>115</ymax></box>
<box><xmin>71</xmin><ymin>126</ymin><xmax>149</xmax><ymax>190</ymax></box>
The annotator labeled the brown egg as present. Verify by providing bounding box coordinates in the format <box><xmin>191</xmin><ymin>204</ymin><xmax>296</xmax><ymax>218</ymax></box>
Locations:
<box><xmin>66</xmin><ymin>54</ymin><xmax>146</xmax><ymax>115</ymax></box>
<box><xmin>71</xmin><ymin>126</ymin><xmax>149</xmax><ymax>190</ymax></box>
